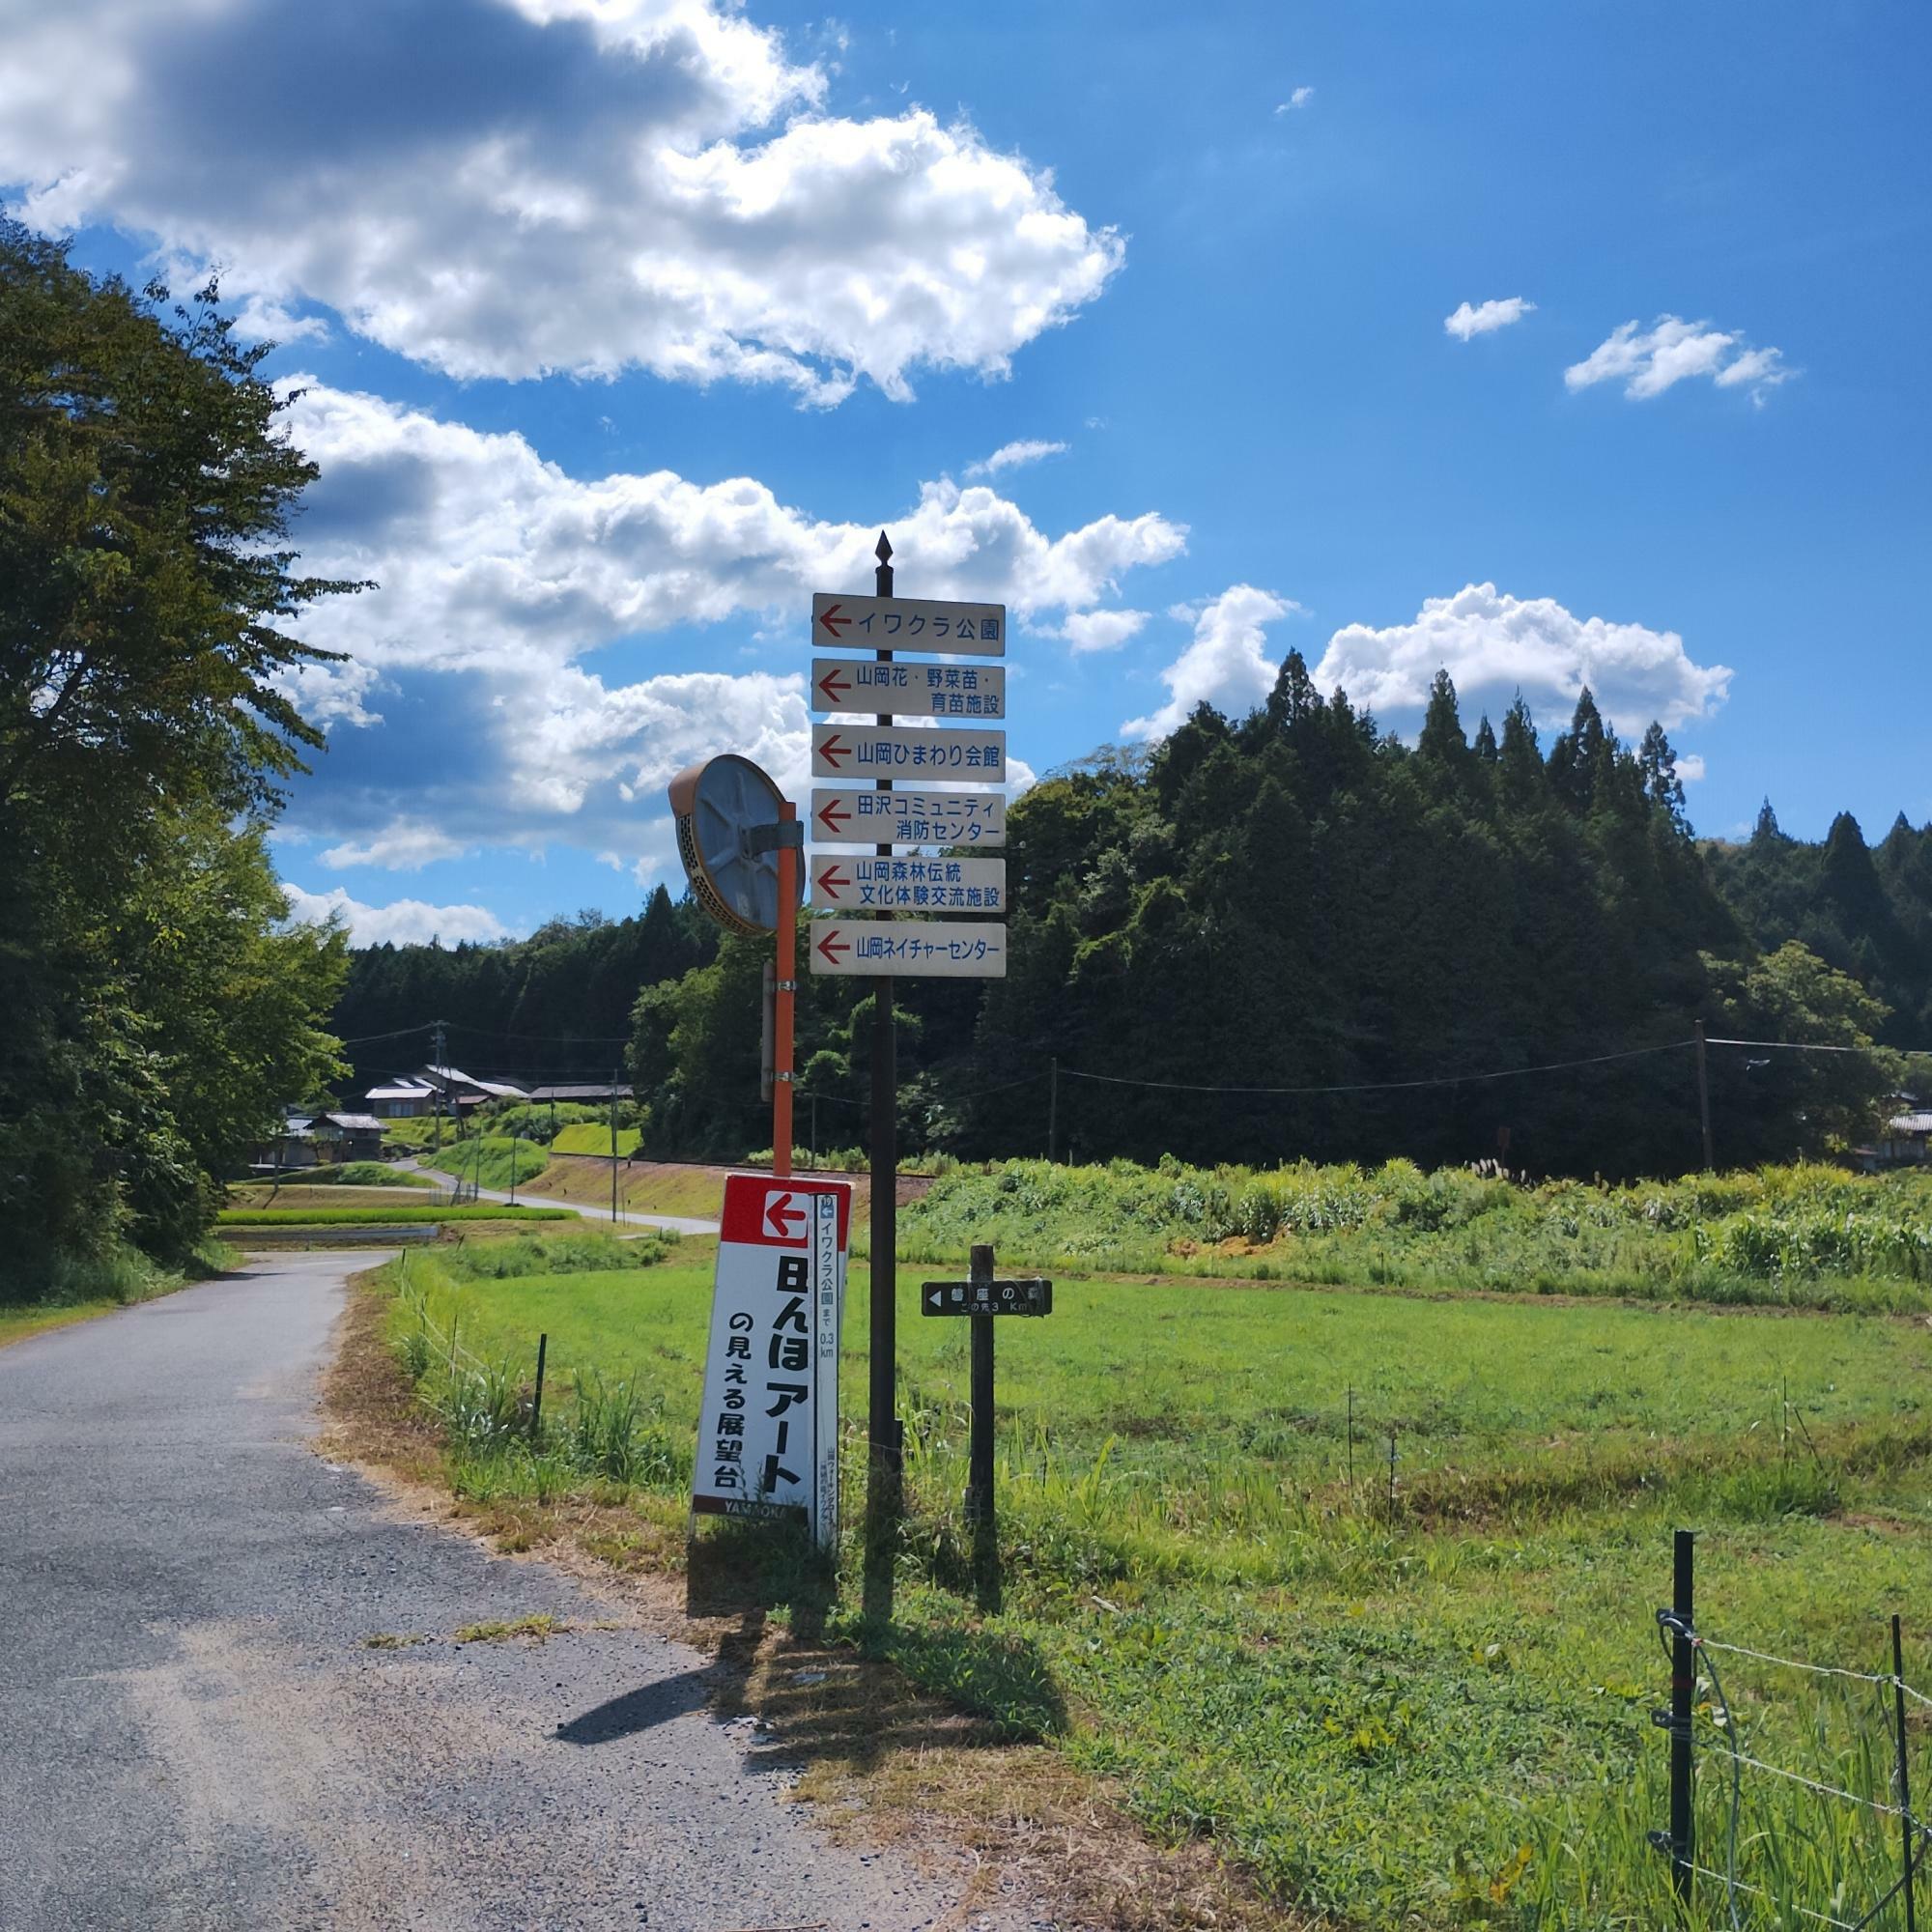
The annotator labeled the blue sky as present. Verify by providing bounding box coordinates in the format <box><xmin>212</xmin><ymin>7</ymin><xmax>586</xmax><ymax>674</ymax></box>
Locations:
<box><xmin>5</xmin><ymin>0</ymin><xmax>1927</xmax><ymax>943</ymax></box>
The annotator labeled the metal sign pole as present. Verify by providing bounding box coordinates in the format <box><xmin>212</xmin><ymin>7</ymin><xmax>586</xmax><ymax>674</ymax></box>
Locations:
<box><xmin>774</xmin><ymin>799</ymin><xmax>797</xmax><ymax>1180</ymax></box>
<box><xmin>868</xmin><ymin>531</ymin><xmax>900</xmax><ymax>1501</ymax></box>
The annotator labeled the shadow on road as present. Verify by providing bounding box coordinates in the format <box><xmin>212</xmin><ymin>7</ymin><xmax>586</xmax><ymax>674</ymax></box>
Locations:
<box><xmin>554</xmin><ymin>1664</ymin><xmax>712</xmax><ymax>1744</ymax></box>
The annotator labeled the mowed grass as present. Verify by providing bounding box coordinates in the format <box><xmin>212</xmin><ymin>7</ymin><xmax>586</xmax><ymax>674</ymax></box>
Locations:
<box><xmin>378</xmin><ymin>1234</ymin><xmax>1932</xmax><ymax>1928</ymax></box>
<box><xmin>525</xmin><ymin>1157</ymin><xmax>728</xmax><ymax>1221</ymax></box>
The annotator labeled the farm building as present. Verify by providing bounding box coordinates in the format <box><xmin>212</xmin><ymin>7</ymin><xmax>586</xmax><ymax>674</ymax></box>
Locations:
<box><xmin>364</xmin><ymin>1065</ymin><xmax>529</xmax><ymax>1119</ymax></box>
<box><xmin>524</xmin><ymin>1082</ymin><xmax>634</xmax><ymax>1105</ymax></box>
<box><xmin>1875</xmin><ymin>1103</ymin><xmax>1932</xmax><ymax>1169</ymax></box>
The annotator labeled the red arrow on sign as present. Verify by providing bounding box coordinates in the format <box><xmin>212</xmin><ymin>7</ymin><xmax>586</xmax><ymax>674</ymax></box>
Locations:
<box><xmin>814</xmin><ymin>797</ymin><xmax>852</xmax><ymax>835</ymax></box>
<box><xmin>815</xmin><ymin>665</ymin><xmax>852</xmax><ymax>705</ymax></box>
<box><xmin>815</xmin><ymin>928</ymin><xmax>851</xmax><ymax>966</ymax></box>
<box><xmin>817</xmin><ymin>731</ymin><xmax>851</xmax><ymax>770</ymax></box>
<box><xmin>817</xmin><ymin>602</ymin><xmax>852</xmax><ymax>639</ymax></box>
<box><xmin>764</xmin><ymin>1191</ymin><xmax>805</xmax><ymax>1238</ymax></box>
<box><xmin>815</xmin><ymin>864</ymin><xmax>851</xmax><ymax>901</ymax></box>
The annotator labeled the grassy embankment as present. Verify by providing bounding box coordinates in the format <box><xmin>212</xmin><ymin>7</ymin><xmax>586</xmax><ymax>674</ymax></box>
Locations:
<box><xmin>355</xmin><ymin>1157</ymin><xmax>1932</xmax><ymax>1930</ymax></box>
<box><xmin>1</xmin><ymin>1236</ymin><xmax>239</xmax><ymax>1350</ymax></box>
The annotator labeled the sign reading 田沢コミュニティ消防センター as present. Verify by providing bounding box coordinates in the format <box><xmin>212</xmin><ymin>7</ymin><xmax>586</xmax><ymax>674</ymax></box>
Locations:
<box><xmin>693</xmin><ymin>1176</ymin><xmax>850</xmax><ymax>1548</ymax></box>
<box><xmin>810</xmin><ymin>854</ymin><xmax>1006</xmax><ymax>914</ymax></box>
<box><xmin>810</xmin><ymin>723</ymin><xmax>1006</xmax><ymax>782</ymax></box>
<box><xmin>810</xmin><ymin>787</ymin><xmax>1006</xmax><ymax>846</ymax></box>
<box><xmin>811</xmin><ymin>594</ymin><xmax>1005</xmax><ymax>655</ymax></box>
<box><xmin>810</xmin><ymin>657</ymin><xmax>1006</xmax><ymax>720</ymax></box>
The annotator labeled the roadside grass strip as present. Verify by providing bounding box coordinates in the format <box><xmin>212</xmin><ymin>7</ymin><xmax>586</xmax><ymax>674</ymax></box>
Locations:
<box><xmin>366</xmin><ymin>1228</ymin><xmax>1932</xmax><ymax>1929</ymax></box>
<box><xmin>218</xmin><ymin>1206</ymin><xmax>573</xmax><ymax>1226</ymax></box>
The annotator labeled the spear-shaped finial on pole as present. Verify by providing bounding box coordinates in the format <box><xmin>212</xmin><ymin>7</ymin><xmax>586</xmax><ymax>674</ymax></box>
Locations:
<box><xmin>874</xmin><ymin>529</ymin><xmax>894</xmax><ymax>597</ymax></box>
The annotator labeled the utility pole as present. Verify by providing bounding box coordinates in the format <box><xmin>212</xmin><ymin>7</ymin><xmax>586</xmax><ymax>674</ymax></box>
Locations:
<box><xmin>1695</xmin><ymin>1021</ymin><xmax>1714</xmax><ymax>1173</ymax></box>
<box><xmin>432</xmin><ymin>1019</ymin><xmax>447</xmax><ymax>1151</ymax></box>
<box><xmin>1047</xmin><ymin>1056</ymin><xmax>1059</xmax><ymax>1163</ymax></box>
<box><xmin>868</xmin><ymin>530</ymin><xmax>901</xmax><ymax>1501</ymax></box>
<box><xmin>610</xmin><ymin>1066</ymin><xmax>620</xmax><ymax>1224</ymax></box>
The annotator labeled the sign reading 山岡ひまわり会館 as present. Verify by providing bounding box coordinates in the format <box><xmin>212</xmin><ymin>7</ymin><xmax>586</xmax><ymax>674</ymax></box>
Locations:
<box><xmin>692</xmin><ymin>1175</ymin><xmax>851</xmax><ymax>1548</ymax></box>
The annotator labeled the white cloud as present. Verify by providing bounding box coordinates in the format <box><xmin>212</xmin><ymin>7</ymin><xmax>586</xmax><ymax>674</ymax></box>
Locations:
<box><xmin>270</xmin><ymin>380</ymin><xmax>1183</xmax><ymax>862</ymax></box>
<box><xmin>966</xmin><ymin>439</ymin><xmax>1068</xmax><ymax>478</ymax></box>
<box><xmin>1314</xmin><ymin>583</ymin><xmax>1732</xmax><ymax>736</ymax></box>
<box><xmin>1122</xmin><ymin>586</ymin><xmax>1298</xmax><ymax>740</ymax></box>
<box><xmin>1565</xmin><ymin>316</ymin><xmax>1793</xmax><ymax>405</ymax></box>
<box><xmin>1274</xmin><ymin>87</ymin><xmax>1315</xmax><ymax>112</ymax></box>
<box><xmin>281</xmin><ymin>884</ymin><xmax>512</xmax><ymax>947</ymax></box>
<box><xmin>1057</xmin><ymin>609</ymin><xmax>1150</xmax><ymax>654</ymax></box>
<box><xmin>320</xmin><ymin>821</ymin><xmax>469</xmax><ymax>872</ymax></box>
<box><xmin>0</xmin><ymin>0</ymin><xmax>1122</xmax><ymax>402</ymax></box>
<box><xmin>1444</xmin><ymin>297</ymin><xmax>1535</xmax><ymax>341</ymax></box>
<box><xmin>1677</xmin><ymin>753</ymin><xmax>1708</xmax><ymax>783</ymax></box>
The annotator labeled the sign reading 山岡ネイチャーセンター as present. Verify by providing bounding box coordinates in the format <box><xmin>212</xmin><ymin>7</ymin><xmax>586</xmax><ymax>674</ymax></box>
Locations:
<box><xmin>811</xmin><ymin>594</ymin><xmax>1005</xmax><ymax>656</ymax></box>
<box><xmin>692</xmin><ymin>1174</ymin><xmax>851</xmax><ymax>1548</ymax></box>
<box><xmin>810</xmin><ymin>723</ymin><xmax>1006</xmax><ymax>783</ymax></box>
<box><xmin>810</xmin><ymin>788</ymin><xmax>1006</xmax><ymax>846</ymax></box>
<box><xmin>810</xmin><ymin>854</ymin><xmax>1006</xmax><ymax>914</ymax></box>
<box><xmin>810</xmin><ymin>920</ymin><xmax>1007</xmax><ymax>979</ymax></box>
<box><xmin>810</xmin><ymin>657</ymin><xmax>1007</xmax><ymax>720</ymax></box>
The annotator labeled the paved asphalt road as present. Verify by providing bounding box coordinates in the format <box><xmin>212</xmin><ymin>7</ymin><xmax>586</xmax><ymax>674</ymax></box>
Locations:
<box><xmin>397</xmin><ymin>1157</ymin><xmax>721</xmax><ymax>1236</ymax></box>
<box><xmin>0</xmin><ymin>1254</ymin><xmax>999</xmax><ymax>1932</ymax></box>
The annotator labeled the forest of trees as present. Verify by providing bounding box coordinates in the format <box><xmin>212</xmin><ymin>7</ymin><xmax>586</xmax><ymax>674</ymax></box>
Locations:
<box><xmin>2</xmin><ymin>229</ymin><xmax>350</xmax><ymax>1289</ymax></box>
<box><xmin>332</xmin><ymin>661</ymin><xmax>1932</xmax><ymax>1182</ymax></box>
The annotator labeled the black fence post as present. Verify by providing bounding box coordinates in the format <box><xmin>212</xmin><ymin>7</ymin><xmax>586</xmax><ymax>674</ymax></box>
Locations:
<box><xmin>967</xmin><ymin>1243</ymin><xmax>998</xmax><ymax>1605</ymax></box>
<box><xmin>1670</xmin><ymin>1527</ymin><xmax>1695</xmax><ymax>1911</ymax></box>
<box><xmin>1894</xmin><ymin>1614</ymin><xmax>1918</xmax><ymax>1932</ymax></box>
<box><xmin>530</xmin><ymin>1333</ymin><xmax>548</xmax><ymax>1441</ymax></box>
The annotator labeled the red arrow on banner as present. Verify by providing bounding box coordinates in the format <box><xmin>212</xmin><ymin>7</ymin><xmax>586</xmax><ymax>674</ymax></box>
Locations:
<box><xmin>814</xmin><ymin>797</ymin><xmax>852</xmax><ymax>835</ymax></box>
<box><xmin>815</xmin><ymin>864</ymin><xmax>851</xmax><ymax>901</ymax></box>
<box><xmin>815</xmin><ymin>665</ymin><xmax>852</xmax><ymax>705</ymax></box>
<box><xmin>815</xmin><ymin>928</ymin><xmax>851</xmax><ymax>966</ymax></box>
<box><xmin>764</xmin><ymin>1191</ymin><xmax>805</xmax><ymax>1238</ymax></box>
<box><xmin>817</xmin><ymin>731</ymin><xmax>851</xmax><ymax>769</ymax></box>
<box><xmin>817</xmin><ymin>602</ymin><xmax>852</xmax><ymax>639</ymax></box>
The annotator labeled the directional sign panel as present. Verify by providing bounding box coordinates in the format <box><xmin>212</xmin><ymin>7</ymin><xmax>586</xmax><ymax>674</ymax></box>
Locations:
<box><xmin>811</xmin><ymin>723</ymin><xmax>1005</xmax><ymax>783</ymax></box>
<box><xmin>812</xmin><ymin>594</ymin><xmax>1006</xmax><ymax>657</ymax></box>
<box><xmin>810</xmin><ymin>920</ymin><xmax>1008</xmax><ymax>979</ymax></box>
<box><xmin>811</xmin><ymin>855</ymin><xmax>1006</xmax><ymax>914</ymax></box>
<box><xmin>922</xmin><ymin>1278</ymin><xmax>1053</xmax><ymax>1318</ymax></box>
<box><xmin>810</xmin><ymin>657</ymin><xmax>1006</xmax><ymax>721</ymax></box>
<box><xmin>810</xmin><ymin>788</ymin><xmax>1007</xmax><ymax>848</ymax></box>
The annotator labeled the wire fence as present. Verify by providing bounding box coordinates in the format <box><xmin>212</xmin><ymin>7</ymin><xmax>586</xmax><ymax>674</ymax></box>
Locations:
<box><xmin>1656</xmin><ymin>1537</ymin><xmax>1926</xmax><ymax>1930</ymax></box>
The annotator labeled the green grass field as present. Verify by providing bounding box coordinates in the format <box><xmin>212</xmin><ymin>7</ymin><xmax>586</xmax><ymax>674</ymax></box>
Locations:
<box><xmin>420</xmin><ymin>1134</ymin><xmax>553</xmax><ymax>1190</ymax></box>
<box><xmin>372</xmin><ymin>1208</ymin><xmax>1932</xmax><ymax>1930</ymax></box>
<box><xmin>548</xmin><ymin>1122</ymin><xmax>642</xmax><ymax>1157</ymax></box>
<box><xmin>218</xmin><ymin>1205</ymin><xmax>572</xmax><ymax>1226</ymax></box>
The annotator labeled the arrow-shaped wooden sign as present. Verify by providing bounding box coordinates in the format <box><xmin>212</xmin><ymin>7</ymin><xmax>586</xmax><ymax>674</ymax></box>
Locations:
<box><xmin>810</xmin><ymin>854</ymin><xmax>1006</xmax><ymax>913</ymax></box>
<box><xmin>810</xmin><ymin>656</ymin><xmax>1006</xmax><ymax>722</ymax></box>
<box><xmin>811</xmin><ymin>594</ymin><xmax>1006</xmax><ymax>658</ymax></box>
<box><xmin>810</xmin><ymin>723</ymin><xmax>1006</xmax><ymax>782</ymax></box>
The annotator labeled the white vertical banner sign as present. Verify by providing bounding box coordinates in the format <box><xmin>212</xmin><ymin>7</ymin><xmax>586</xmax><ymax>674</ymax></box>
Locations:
<box><xmin>811</xmin><ymin>1190</ymin><xmax>840</xmax><ymax>1549</ymax></box>
<box><xmin>692</xmin><ymin>1174</ymin><xmax>851</xmax><ymax>1529</ymax></box>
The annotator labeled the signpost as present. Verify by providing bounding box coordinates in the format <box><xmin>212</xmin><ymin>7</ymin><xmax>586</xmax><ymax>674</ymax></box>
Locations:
<box><xmin>921</xmin><ymin>1244</ymin><xmax>1052</xmax><ymax>1602</ymax></box>
<box><xmin>810</xmin><ymin>723</ymin><xmax>1007</xmax><ymax>782</ymax></box>
<box><xmin>810</xmin><ymin>854</ymin><xmax>1007</xmax><ymax>914</ymax></box>
<box><xmin>811</xmin><ymin>657</ymin><xmax>1006</xmax><ymax>719</ymax></box>
<box><xmin>810</xmin><ymin>920</ymin><xmax>1008</xmax><ymax>978</ymax></box>
<box><xmin>692</xmin><ymin>1174</ymin><xmax>852</xmax><ymax>1548</ymax></box>
<box><xmin>810</xmin><ymin>788</ymin><xmax>1007</xmax><ymax>846</ymax></box>
<box><xmin>812</xmin><ymin>594</ymin><xmax>1006</xmax><ymax>654</ymax></box>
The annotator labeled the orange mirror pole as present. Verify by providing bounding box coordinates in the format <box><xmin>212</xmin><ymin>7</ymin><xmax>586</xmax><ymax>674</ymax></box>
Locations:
<box><xmin>774</xmin><ymin>799</ymin><xmax>798</xmax><ymax>1179</ymax></box>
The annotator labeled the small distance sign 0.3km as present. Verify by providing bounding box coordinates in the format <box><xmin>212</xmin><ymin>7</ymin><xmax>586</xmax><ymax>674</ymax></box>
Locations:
<box><xmin>810</xmin><ymin>788</ymin><xmax>1007</xmax><ymax>847</ymax></box>
<box><xmin>810</xmin><ymin>919</ymin><xmax>1008</xmax><ymax>979</ymax></box>
<box><xmin>812</xmin><ymin>593</ymin><xmax>1006</xmax><ymax>656</ymax></box>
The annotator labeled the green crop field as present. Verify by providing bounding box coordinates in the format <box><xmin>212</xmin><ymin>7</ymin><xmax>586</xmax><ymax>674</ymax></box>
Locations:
<box><xmin>218</xmin><ymin>1205</ymin><xmax>572</xmax><ymax>1226</ymax></box>
<box><xmin>372</xmin><ymin>1186</ymin><xmax>1932</xmax><ymax>1931</ymax></box>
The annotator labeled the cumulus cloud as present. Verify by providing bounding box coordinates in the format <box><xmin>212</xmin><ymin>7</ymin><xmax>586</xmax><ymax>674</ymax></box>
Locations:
<box><xmin>1274</xmin><ymin>87</ymin><xmax>1315</xmax><ymax>112</ymax></box>
<box><xmin>270</xmin><ymin>380</ymin><xmax>1183</xmax><ymax>862</ymax></box>
<box><xmin>320</xmin><ymin>822</ymin><xmax>469</xmax><ymax>872</ymax></box>
<box><xmin>1058</xmin><ymin>609</ymin><xmax>1150</xmax><ymax>655</ymax></box>
<box><xmin>0</xmin><ymin>0</ymin><xmax>1122</xmax><ymax>402</ymax></box>
<box><xmin>1122</xmin><ymin>586</ymin><xmax>1299</xmax><ymax>740</ymax></box>
<box><xmin>1314</xmin><ymin>583</ymin><xmax>1732</xmax><ymax>736</ymax></box>
<box><xmin>966</xmin><ymin>440</ymin><xmax>1068</xmax><ymax>478</ymax></box>
<box><xmin>1444</xmin><ymin>297</ymin><xmax>1535</xmax><ymax>341</ymax></box>
<box><xmin>1565</xmin><ymin>316</ymin><xmax>1793</xmax><ymax>405</ymax></box>
<box><xmin>282</xmin><ymin>884</ymin><xmax>513</xmax><ymax>947</ymax></box>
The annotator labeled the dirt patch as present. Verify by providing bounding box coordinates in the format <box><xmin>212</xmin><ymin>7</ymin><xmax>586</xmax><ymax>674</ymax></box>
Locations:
<box><xmin>321</xmin><ymin>1264</ymin><xmax>1307</xmax><ymax>1932</ymax></box>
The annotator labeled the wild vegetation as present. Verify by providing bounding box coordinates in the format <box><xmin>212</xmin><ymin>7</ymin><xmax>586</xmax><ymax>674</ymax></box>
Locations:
<box><xmin>368</xmin><ymin>1218</ymin><xmax>1932</xmax><ymax>1929</ymax></box>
